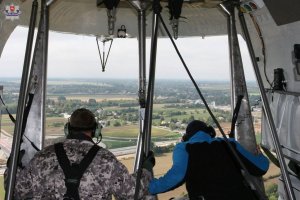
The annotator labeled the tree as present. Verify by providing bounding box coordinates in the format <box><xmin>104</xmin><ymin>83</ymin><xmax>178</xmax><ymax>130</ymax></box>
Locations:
<box><xmin>188</xmin><ymin>115</ymin><xmax>195</xmax><ymax>122</ymax></box>
<box><xmin>169</xmin><ymin>122</ymin><xmax>176</xmax><ymax>130</ymax></box>
<box><xmin>88</xmin><ymin>98</ymin><xmax>97</xmax><ymax>105</ymax></box>
<box><xmin>57</xmin><ymin>96</ymin><xmax>66</xmax><ymax>101</ymax></box>
<box><xmin>113</xmin><ymin>121</ymin><xmax>121</xmax><ymax>127</ymax></box>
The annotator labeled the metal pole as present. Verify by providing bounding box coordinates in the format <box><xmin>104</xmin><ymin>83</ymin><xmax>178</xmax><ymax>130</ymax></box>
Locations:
<box><xmin>239</xmin><ymin>12</ymin><xmax>296</xmax><ymax>200</ymax></box>
<box><xmin>41</xmin><ymin>0</ymin><xmax>49</xmax><ymax>149</ymax></box>
<box><xmin>129</xmin><ymin>0</ymin><xmax>148</xmax><ymax>172</ymax></box>
<box><xmin>5</xmin><ymin>1</ymin><xmax>38</xmax><ymax>199</ymax></box>
<box><xmin>134</xmin><ymin>2</ymin><xmax>160</xmax><ymax>199</ymax></box>
<box><xmin>223</xmin><ymin>5</ymin><xmax>235</xmax><ymax>112</ymax></box>
<box><xmin>143</xmin><ymin>12</ymin><xmax>159</xmax><ymax>155</ymax></box>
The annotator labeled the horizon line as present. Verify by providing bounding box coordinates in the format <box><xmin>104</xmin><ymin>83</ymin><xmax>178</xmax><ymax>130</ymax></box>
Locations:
<box><xmin>0</xmin><ymin>77</ymin><xmax>258</xmax><ymax>82</ymax></box>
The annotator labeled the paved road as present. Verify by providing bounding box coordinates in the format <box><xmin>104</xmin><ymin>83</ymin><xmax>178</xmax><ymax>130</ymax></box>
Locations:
<box><xmin>0</xmin><ymin>130</ymin><xmax>179</xmax><ymax>157</ymax></box>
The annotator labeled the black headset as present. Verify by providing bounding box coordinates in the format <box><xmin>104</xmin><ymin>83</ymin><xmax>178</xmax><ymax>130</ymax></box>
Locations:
<box><xmin>64</xmin><ymin>121</ymin><xmax>102</xmax><ymax>140</ymax></box>
<box><xmin>182</xmin><ymin>125</ymin><xmax>216</xmax><ymax>142</ymax></box>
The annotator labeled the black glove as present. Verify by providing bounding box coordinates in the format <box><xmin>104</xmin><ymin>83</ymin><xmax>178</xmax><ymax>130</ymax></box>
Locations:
<box><xmin>142</xmin><ymin>151</ymin><xmax>155</xmax><ymax>172</ymax></box>
<box><xmin>6</xmin><ymin>150</ymin><xmax>25</xmax><ymax>169</ymax></box>
<box><xmin>4</xmin><ymin>150</ymin><xmax>25</xmax><ymax>192</ymax></box>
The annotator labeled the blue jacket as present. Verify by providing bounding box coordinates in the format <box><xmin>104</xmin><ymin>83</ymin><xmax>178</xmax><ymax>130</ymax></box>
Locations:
<box><xmin>149</xmin><ymin>131</ymin><xmax>269</xmax><ymax>195</ymax></box>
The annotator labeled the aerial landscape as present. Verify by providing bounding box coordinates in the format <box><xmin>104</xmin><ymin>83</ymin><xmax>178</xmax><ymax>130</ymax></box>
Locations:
<box><xmin>0</xmin><ymin>78</ymin><xmax>279</xmax><ymax>199</ymax></box>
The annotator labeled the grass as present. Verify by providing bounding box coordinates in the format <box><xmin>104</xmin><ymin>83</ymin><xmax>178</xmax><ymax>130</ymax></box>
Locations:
<box><xmin>0</xmin><ymin>176</ymin><xmax>4</xmax><ymax>199</ymax></box>
<box><xmin>103</xmin><ymin>125</ymin><xmax>176</xmax><ymax>138</ymax></box>
<box><xmin>1</xmin><ymin>114</ymin><xmax>15</xmax><ymax>134</ymax></box>
<box><xmin>104</xmin><ymin>140</ymin><xmax>136</xmax><ymax>149</ymax></box>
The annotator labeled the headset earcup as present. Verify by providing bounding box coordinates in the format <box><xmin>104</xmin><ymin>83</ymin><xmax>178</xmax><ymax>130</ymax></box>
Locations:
<box><xmin>64</xmin><ymin>123</ymin><xmax>70</xmax><ymax>137</ymax></box>
<box><xmin>210</xmin><ymin>131</ymin><xmax>216</xmax><ymax>138</ymax></box>
<box><xmin>210</xmin><ymin>127</ymin><xmax>216</xmax><ymax>138</ymax></box>
<box><xmin>94</xmin><ymin>123</ymin><xmax>102</xmax><ymax>139</ymax></box>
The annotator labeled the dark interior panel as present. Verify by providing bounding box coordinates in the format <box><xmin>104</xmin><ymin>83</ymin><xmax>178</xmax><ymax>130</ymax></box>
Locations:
<box><xmin>263</xmin><ymin>0</ymin><xmax>300</xmax><ymax>25</ymax></box>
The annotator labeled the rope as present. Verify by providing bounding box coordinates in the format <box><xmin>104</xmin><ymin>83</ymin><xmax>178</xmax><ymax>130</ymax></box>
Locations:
<box><xmin>229</xmin><ymin>95</ymin><xmax>244</xmax><ymax>138</ymax></box>
<box><xmin>0</xmin><ymin>95</ymin><xmax>16</xmax><ymax>123</ymax></box>
<box><xmin>0</xmin><ymin>94</ymin><xmax>40</xmax><ymax>152</ymax></box>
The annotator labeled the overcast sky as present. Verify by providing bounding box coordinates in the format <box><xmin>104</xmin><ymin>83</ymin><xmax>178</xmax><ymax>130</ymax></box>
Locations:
<box><xmin>0</xmin><ymin>26</ymin><xmax>256</xmax><ymax>81</ymax></box>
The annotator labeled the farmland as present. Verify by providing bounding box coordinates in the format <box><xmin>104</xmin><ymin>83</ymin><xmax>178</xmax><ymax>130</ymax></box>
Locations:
<box><xmin>0</xmin><ymin>78</ymin><xmax>270</xmax><ymax>200</ymax></box>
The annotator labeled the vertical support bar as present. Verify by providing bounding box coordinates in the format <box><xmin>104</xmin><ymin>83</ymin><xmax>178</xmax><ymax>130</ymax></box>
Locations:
<box><xmin>134</xmin><ymin>2</ymin><xmax>160</xmax><ymax>199</ymax></box>
<box><xmin>239</xmin><ymin>12</ymin><xmax>295</xmax><ymax>200</ymax></box>
<box><xmin>5</xmin><ymin>1</ymin><xmax>38</xmax><ymax>199</ymax></box>
<box><xmin>225</xmin><ymin>7</ymin><xmax>235</xmax><ymax>112</ymax></box>
<box><xmin>219</xmin><ymin>1</ymin><xmax>257</xmax><ymax>153</ymax></box>
<box><xmin>0</xmin><ymin>0</ymin><xmax>7</xmax><ymax>58</ymax></box>
<box><xmin>129</xmin><ymin>0</ymin><xmax>148</xmax><ymax>171</ymax></box>
<box><xmin>21</xmin><ymin>0</ymin><xmax>49</xmax><ymax>166</ymax></box>
<box><xmin>143</xmin><ymin>11</ymin><xmax>159</xmax><ymax>155</ymax></box>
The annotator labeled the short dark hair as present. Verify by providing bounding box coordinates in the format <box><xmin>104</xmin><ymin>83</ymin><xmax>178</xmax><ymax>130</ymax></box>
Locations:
<box><xmin>183</xmin><ymin>120</ymin><xmax>216</xmax><ymax>141</ymax></box>
<box><xmin>69</xmin><ymin>108</ymin><xmax>96</xmax><ymax>131</ymax></box>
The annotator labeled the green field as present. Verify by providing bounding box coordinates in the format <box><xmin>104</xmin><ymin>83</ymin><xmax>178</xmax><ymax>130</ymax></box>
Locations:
<box><xmin>0</xmin><ymin>176</ymin><xmax>4</xmax><ymax>200</ymax></box>
<box><xmin>1</xmin><ymin>114</ymin><xmax>15</xmax><ymax>134</ymax></box>
<box><xmin>103</xmin><ymin>125</ymin><xmax>176</xmax><ymax>138</ymax></box>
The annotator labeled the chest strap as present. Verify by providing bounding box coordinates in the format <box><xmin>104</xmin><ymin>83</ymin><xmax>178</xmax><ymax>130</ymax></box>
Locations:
<box><xmin>54</xmin><ymin>143</ymin><xmax>100</xmax><ymax>200</ymax></box>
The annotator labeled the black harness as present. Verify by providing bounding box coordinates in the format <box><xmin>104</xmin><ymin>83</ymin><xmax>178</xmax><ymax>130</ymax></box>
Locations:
<box><xmin>54</xmin><ymin>142</ymin><xmax>100</xmax><ymax>200</ymax></box>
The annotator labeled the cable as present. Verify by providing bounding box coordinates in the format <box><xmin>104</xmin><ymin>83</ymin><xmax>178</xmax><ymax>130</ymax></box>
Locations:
<box><xmin>0</xmin><ymin>94</ymin><xmax>40</xmax><ymax>152</ymax></box>
<box><xmin>229</xmin><ymin>95</ymin><xmax>244</xmax><ymax>138</ymax></box>
<box><xmin>249</xmin><ymin>14</ymin><xmax>272</xmax><ymax>88</ymax></box>
<box><xmin>0</xmin><ymin>95</ymin><xmax>16</xmax><ymax>123</ymax></box>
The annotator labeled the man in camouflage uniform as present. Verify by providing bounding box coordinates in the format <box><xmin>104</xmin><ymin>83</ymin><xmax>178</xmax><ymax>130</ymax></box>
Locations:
<box><xmin>7</xmin><ymin>108</ymin><xmax>152</xmax><ymax>199</ymax></box>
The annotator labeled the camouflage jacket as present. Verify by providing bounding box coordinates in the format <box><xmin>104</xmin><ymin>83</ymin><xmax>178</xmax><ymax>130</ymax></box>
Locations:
<box><xmin>12</xmin><ymin>139</ymin><xmax>152</xmax><ymax>200</ymax></box>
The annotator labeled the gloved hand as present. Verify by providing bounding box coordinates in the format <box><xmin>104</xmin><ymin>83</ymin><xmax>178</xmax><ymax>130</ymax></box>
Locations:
<box><xmin>142</xmin><ymin>151</ymin><xmax>155</xmax><ymax>172</ymax></box>
<box><xmin>5</xmin><ymin>150</ymin><xmax>25</xmax><ymax>190</ymax></box>
<box><xmin>6</xmin><ymin>149</ymin><xmax>25</xmax><ymax>169</ymax></box>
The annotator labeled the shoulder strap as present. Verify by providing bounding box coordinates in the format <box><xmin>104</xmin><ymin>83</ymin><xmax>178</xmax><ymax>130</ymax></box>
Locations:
<box><xmin>55</xmin><ymin>143</ymin><xmax>100</xmax><ymax>177</ymax></box>
<box><xmin>55</xmin><ymin>143</ymin><xmax>71</xmax><ymax>175</ymax></box>
<box><xmin>54</xmin><ymin>143</ymin><xmax>100</xmax><ymax>200</ymax></box>
<box><xmin>77</xmin><ymin>144</ymin><xmax>100</xmax><ymax>178</ymax></box>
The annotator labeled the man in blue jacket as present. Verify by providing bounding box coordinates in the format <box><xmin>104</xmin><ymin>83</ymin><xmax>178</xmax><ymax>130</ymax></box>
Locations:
<box><xmin>149</xmin><ymin>120</ymin><xmax>269</xmax><ymax>200</ymax></box>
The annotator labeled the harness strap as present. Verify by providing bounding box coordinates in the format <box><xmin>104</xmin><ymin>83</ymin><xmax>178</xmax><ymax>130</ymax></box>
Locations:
<box><xmin>54</xmin><ymin>143</ymin><xmax>100</xmax><ymax>200</ymax></box>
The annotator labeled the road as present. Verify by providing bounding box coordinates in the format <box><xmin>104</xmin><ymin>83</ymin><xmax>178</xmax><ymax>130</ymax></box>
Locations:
<box><xmin>0</xmin><ymin>130</ymin><xmax>178</xmax><ymax>157</ymax></box>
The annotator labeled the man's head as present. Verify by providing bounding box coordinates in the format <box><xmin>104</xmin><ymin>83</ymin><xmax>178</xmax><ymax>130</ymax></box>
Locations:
<box><xmin>182</xmin><ymin>120</ymin><xmax>216</xmax><ymax>141</ymax></box>
<box><xmin>65</xmin><ymin>108</ymin><xmax>100</xmax><ymax>138</ymax></box>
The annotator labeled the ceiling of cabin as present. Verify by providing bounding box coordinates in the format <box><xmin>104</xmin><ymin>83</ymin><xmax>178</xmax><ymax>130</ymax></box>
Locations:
<box><xmin>0</xmin><ymin>0</ymin><xmax>228</xmax><ymax>57</ymax></box>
